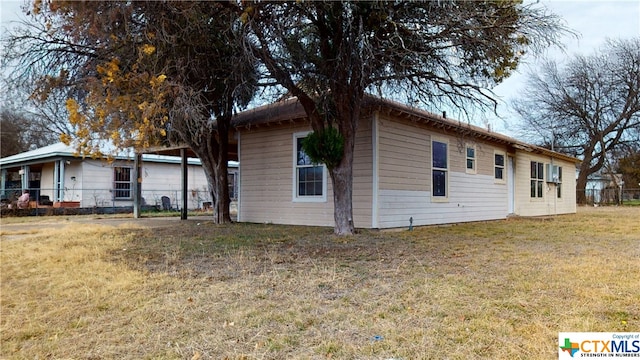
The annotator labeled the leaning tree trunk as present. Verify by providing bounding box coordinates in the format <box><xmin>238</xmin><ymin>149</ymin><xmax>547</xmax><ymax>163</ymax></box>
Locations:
<box><xmin>189</xmin><ymin>125</ymin><xmax>231</xmax><ymax>224</ymax></box>
<box><xmin>212</xmin><ymin>116</ymin><xmax>232</xmax><ymax>223</ymax></box>
<box><xmin>576</xmin><ymin>161</ymin><xmax>591</xmax><ymax>205</ymax></box>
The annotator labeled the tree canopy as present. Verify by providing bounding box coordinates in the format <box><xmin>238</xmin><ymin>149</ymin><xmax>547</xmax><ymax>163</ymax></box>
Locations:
<box><xmin>3</xmin><ymin>0</ymin><xmax>568</xmax><ymax>232</ymax></box>
<box><xmin>3</xmin><ymin>1</ymin><xmax>258</xmax><ymax>222</ymax></box>
<box><xmin>241</xmin><ymin>0</ymin><xmax>567</xmax><ymax>234</ymax></box>
<box><xmin>513</xmin><ymin>38</ymin><xmax>640</xmax><ymax>203</ymax></box>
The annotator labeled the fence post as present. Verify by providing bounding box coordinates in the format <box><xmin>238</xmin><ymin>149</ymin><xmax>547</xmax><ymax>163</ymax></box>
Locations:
<box><xmin>180</xmin><ymin>148</ymin><xmax>188</xmax><ymax>220</ymax></box>
<box><xmin>133</xmin><ymin>153</ymin><xmax>142</xmax><ymax>218</ymax></box>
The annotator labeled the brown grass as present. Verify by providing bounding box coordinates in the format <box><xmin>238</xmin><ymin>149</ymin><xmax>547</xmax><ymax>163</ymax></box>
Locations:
<box><xmin>1</xmin><ymin>206</ymin><xmax>639</xmax><ymax>359</ymax></box>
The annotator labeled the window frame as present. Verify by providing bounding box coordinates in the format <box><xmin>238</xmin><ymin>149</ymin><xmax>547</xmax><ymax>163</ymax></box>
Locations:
<box><xmin>292</xmin><ymin>131</ymin><xmax>327</xmax><ymax>203</ymax></box>
<box><xmin>556</xmin><ymin>166</ymin><xmax>563</xmax><ymax>199</ymax></box>
<box><xmin>431</xmin><ymin>137</ymin><xmax>449</xmax><ymax>202</ymax></box>
<box><xmin>465</xmin><ymin>144</ymin><xmax>476</xmax><ymax>174</ymax></box>
<box><xmin>228</xmin><ymin>172</ymin><xmax>237</xmax><ymax>200</ymax></box>
<box><xmin>113</xmin><ymin>166</ymin><xmax>132</xmax><ymax>200</ymax></box>
<box><xmin>494</xmin><ymin>151</ymin><xmax>506</xmax><ymax>183</ymax></box>
<box><xmin>530</xmin><ymin>161</ymin><xmax>544</xmax><ymax>199</ymax></box>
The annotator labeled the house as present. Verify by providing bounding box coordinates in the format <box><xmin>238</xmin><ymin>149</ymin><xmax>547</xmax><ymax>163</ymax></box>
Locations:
<box><xmin>232</xmin><ymin>96</ymin><xmax>579</xmax><ymax>229</ymax></box>
<box><xmin>584</xmin><ymin>173</ymin><xmax>624</xmax><ymax>204</ymax></box>
<box><xmin>0</xmin><ymin>142</ymin><xmax>238</xmax><ymax>211</ymax></box>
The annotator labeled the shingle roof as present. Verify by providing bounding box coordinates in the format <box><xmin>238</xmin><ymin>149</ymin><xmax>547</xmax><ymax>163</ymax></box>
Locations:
<box><xmin>232</xmin><ymin>95</ymin><xmax>581</xmax><ymax>164</ymax></box>
<box><xmin>0</xmin><ymin>141</ymin><xmax>215</xmax><ymax>168</ymax></box>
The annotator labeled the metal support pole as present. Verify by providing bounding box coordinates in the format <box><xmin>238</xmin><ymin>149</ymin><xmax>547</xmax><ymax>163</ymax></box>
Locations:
<box><xmin>181</xmin><ymin>148</ymin><xmax>188</xmax><ymax>220</ymax></box>
<box><xmin>133</xmin><ymin>153</ymin><xmax>142</xmax><ymax>218</ymax></box>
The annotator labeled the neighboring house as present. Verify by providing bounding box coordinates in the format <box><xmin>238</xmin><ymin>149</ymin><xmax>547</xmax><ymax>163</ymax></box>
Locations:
<box><xmin>0</xmin><ymin>142</ymin><xmax>238</xmax><ymax>210</ymax></box>
<box><xmin>585</xmin><ymin>173</ymin><xmax>623</xmax><ymax>204</ymax></box>
<box><xmin>232</xmin><ymin>96</ymin><xmax>579</xmax><ymax>229</ymax></box>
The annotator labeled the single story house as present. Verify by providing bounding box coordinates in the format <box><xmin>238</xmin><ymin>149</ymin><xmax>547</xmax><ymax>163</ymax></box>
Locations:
<box><xmin>232</xmin><ymin>96</ymin><xmax>580</xmax><ymax>229</ymax></box>
<box><xmin>0</xmin><ymin>142</ymin><xmax>238</xmax><ymax>210</ymax></box>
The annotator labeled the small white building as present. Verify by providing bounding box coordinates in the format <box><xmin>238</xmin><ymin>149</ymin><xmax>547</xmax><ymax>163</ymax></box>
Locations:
<box><xmin>0</xmin><ymin>142</ymin><xmax>237</xmax><ymax>210</ymax></box>
<box><xmin>585</xmin><ymin>173</ymin><xmax>624</xmax><ymax>204</ymax></box>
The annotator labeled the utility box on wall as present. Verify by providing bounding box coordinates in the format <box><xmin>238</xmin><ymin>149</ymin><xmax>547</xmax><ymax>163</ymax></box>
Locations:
<box><xmin>546</xmin><ymin>163</ymin><xmax>562</xmax><ymax>183</ymax></box>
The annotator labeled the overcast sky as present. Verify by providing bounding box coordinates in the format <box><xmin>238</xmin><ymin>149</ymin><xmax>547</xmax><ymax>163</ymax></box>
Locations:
<box><xmin>1</xmin><ymin>0</ymin><xmax>639</xmax><ymax>136</ymax></box>
<box><xmin>488</xmin><ymin>0</ymin><xmax>640</xmax><ymax>135</ymax></box>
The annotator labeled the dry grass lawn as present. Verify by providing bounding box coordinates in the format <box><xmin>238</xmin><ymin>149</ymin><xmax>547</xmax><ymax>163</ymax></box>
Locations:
<box><xmin>1</xmin><ymin>207</ymin><xmax>639</xmax><ymax>359</ymax></box>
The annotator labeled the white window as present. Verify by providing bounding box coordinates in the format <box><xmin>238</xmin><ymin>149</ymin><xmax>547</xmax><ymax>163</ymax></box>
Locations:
<box><xmin>466</xmin><ymin>145</ymin><xmax>476</xmax><ymax>174</ymax></box>
<box><xmin>432</xmin><ymin>138</ymin><xmax>448</xmax><ymax>200</ymax></box>
<box><xmin>556</xmin><ymin>166</ymin><xmax>563</xmax><ymax>198</ymax></box>
<box><xmin>113</xmin><ymin>167</ymin><xmax>132</xmax><ymax>199</ymax></box>
<box><xmin>530</xmin><ymin>161</ymin><xmax>544</xmax><ymax>198</ymax></box>
<box><xmin>293</xmin><ymin>132</ymin><xmax>326</xmax><ymax>202</ymax></box>
<box><xmin>494</xmin><ymin>151</ymin><xmax>505</xmax><ymax>182</ymax></box>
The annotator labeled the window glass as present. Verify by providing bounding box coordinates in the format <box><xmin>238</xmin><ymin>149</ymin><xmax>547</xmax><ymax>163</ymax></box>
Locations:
<box><xmin>537</xmin><ymin>162</ymin><xmax>544</xmax><ymax>180</ymax></box>
<box><xmin>432</xmin><ymin>170</ymin><xmax>446</xmax><ymax>197</ymax></box>
<box><xmin>298</xmin><ymin>166</ymin><xmax>323</xmax><ymax>196</ymax></box>
<box><xmin>556</xmin><ymin>166</ymin><xmax>563</xmax><ymax>198</ymax></box>
<box><xmin>466</xmin><ymin>146</ymin><xmax>475</xmax><ymax>171</ymax></box>
<box><xmin>530</xmin><ymin>161</ymin><xmax>544</xmax><ymax>198</ymax></box>
<box><xmin>295</xmin><ymin>136</ymin><xmax>323</xmax><ymax>197</ymax></box>
<box><xmin>494</xmin><ymin>153</ymin><xmax>505</xmax><ymax>180</ymax></box>
<box><xmin>432</xmin><ymin>141</ymin><xmax>447</xmax><ymax>169</ymax></box>
<box><xmin>297</xmin><ymin>138</ymin><xmax>312</xmax><ymax>166</ymax></box>
<box><xmin>114</xmin><ymin>167</ymin><xmax>131</xmax><ymax>199</ymax></box>
<box><xmin>432</xmin><ymin>140</ymin><xmax>448</xmax><ymax>198</ymax></box>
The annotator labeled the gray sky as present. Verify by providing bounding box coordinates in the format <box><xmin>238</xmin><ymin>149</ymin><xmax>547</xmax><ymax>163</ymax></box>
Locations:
<box><xmin>491</xmin><ymin>0</ymin><xmax>640</xmax><ymax>135</ymax></box>
<box><xmin>1</xmin><ymin>0</ymin><xmax>639</xmax><ymax>136</ymax></box>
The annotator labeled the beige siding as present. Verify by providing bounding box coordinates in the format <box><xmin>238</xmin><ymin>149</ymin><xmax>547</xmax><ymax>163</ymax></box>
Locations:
<box><xmin>353</xmin><ymin>116</ymin><xmax>374</xmax><ymax>227</ymax></box>
<box><xmin>238</xmin><ymin>119</ymin><xmax>373</xmax><ymax>228</ymax></box>
<box><xmin>513</xmin><ymin>151</ymin><xmax>577</xmax><ymax>216</ymax></box>
<box><xmin>376</xmin><ymin>116</ymin><xmax>511</xmax><ymax>228</ymax></box>
<box><xmin>237</xmin><ymin>112</ymin><xmax>576</xmax><ymax>229</ymax></box>
<box><xmin>377</xmin><ymin>115</ymin><xmax>430</xmax><ymax>191</ymax></box>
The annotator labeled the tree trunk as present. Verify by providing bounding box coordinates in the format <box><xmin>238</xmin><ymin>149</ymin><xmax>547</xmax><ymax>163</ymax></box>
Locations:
<box><xmin>327</xmin><ymin>98</ymin><xmax>359</xmax><ymax>235</ymax></box>
<box><xmin>188</xmin><ymin>125</ymin><xmax>231</xmax><ymax>224</ymax></box>
<box><xmin>576</xmin><ymin>168</ymin><xmax>589</xmax><ymax>205</ymax></box>
<box><xmin>213</xmin><ymin>117</ymin><xmax>231</xmax><ymax>223</ymax></box>
<box><xmin>328</xmin><ymin>150</ymin><xmax>354</xmax><ymax>235</ymax></box>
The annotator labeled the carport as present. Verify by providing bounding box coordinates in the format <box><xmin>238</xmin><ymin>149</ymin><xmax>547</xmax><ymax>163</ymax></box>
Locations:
<box><xmin>137</xmin><ymin>141</ymin><xmax>238</xmax><ymax>220</ymax></box>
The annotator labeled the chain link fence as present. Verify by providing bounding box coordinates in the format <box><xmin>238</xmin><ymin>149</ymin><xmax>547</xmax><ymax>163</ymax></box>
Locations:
<box><xmin>2</xmin><ymin>187</ymin><xmax>238</xmax><ymax>216</ymax></box>
<box><xmin>578</xmin><ymin>188</ymin><xmax>640</xmax><ymax>205</ymax></box>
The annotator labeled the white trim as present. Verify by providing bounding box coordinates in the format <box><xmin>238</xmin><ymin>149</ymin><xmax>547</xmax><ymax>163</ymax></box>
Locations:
<box><xmin>430</xmin><ymin>135</ymin><xmax>449</xmax><ymax>202</ymax></box>
<box><xmin>292</xmin><ymin>131</ymin><xmax>327</xmax><ymax>203</ymax></box>
<box><xmin>372</xmin><ymin>112</ymin><xmax>380</xmax><ymax>228</ymax></box>
<box><xmin>508</xmin><ymin>156</ymin><xmax>515</xmax><ymax>214</ymax></box>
